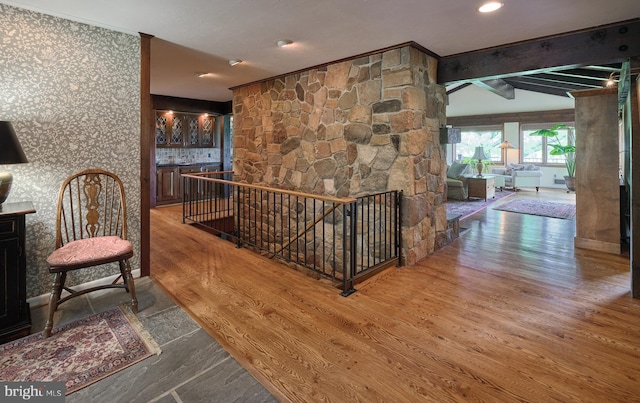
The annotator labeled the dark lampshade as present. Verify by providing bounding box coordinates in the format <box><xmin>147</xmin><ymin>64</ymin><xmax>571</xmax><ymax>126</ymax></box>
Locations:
<box><xmin>0</xmin><ymin>121</ymin><xmax>28</xmax><ymax>204</ymax></box>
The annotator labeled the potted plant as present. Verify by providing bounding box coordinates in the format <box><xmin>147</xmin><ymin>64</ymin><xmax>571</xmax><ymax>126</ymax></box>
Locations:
<box><xmin>529</xmin><ymin>124</ymin><xmax>576</xmax><ymax>192</ymax></box>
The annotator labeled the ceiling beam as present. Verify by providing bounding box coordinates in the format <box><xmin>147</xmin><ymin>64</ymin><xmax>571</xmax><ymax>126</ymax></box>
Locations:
<box><xmin>503</xmin><ymin>80</ymin><xmax>573</xmax><ymax>98</ymax></box>
<box><xmin>438</xmin><ymin>19</ymin><xmax>640</xmax><ymax>85</ymax></box>
<box><xmin>529</xmin><ymin>73</ymin><xmax>605</xmax><ymax>88</ymax></box>
<box><xmin>542</xmin><ymin>68</ymin><xmax>612</xmax><ymax>82</ymax></box>
<box><xmin>472</xmin><ymin>79</ymin><xmax>515</xmax><ymax>99</ymax></box>
<box><xmin>446</xmin><ymin>82</ymin><xmax>472</xmax><ymax>95</ymax></box>
<box><xmin>507</xmin><ymin>75</ymin><xmax>602</xmax><ymax>89</ymax></box>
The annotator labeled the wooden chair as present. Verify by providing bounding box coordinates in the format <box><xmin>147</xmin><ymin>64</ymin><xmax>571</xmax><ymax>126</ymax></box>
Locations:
<box><xmin>43</xmin><ymin>169</ymin><xmax>138</xmax><ymax>337</ymax></box>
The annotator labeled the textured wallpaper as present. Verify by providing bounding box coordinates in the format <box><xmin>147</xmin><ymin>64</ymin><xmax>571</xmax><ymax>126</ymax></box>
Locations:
<box><xmin>0</xmin><ymin>4</ymin><xmax>141</xmax><ymax>298</ymax></box>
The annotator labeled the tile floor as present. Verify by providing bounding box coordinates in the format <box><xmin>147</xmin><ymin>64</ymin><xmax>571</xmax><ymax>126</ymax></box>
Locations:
<box><xmin>29</xmin><ymin>277</ymin><xmax>277</xmax><ymax>403</ymax></box>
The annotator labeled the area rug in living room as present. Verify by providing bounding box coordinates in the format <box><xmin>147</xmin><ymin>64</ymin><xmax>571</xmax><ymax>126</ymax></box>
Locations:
<box><xmin>0</xmin><ymin>305</ymin><xmax>160</xmax><ymax>395</ymax></box>
<box><xmin>493</xmin><ymin>199</ymin><xmax>576</xmax><ymax>219</ymax></box>
<box><xmin>447</xmin><ymin>190</ymin><xmax>515</xmax><ymax>220</ymax></box>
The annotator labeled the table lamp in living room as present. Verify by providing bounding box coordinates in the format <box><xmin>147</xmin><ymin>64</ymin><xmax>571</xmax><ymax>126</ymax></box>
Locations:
<box><xmin>471</xmin><ymin>146</ymin><xmax>489</xmax><ymax>177</ymax></box>
<box><xmin>0</xmin><ymin>121</ymin><xmax>28</xmax><ymax>205</ymax></box>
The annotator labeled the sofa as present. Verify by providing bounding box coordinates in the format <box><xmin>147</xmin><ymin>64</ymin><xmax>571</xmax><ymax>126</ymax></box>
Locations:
<box><xmin>446</xmin><ymin>162</ymin><xmax>470</xmax><ymax>200</ymax></box>
<box><xmin>491</xmin><ymin>163</ymin><xmax>543</xmax><ymax>191</ymax></box>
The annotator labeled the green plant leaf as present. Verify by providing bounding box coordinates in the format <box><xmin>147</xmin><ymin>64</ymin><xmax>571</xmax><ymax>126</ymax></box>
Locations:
<box><xmin>529</xmin><ymin>124</ymin><xmax>567</xmax><ymax>137</ymax></box>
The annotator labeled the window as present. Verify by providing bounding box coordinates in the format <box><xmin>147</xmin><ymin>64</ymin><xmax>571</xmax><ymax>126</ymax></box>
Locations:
<box><xmin>521</xmin><ymin>123</ymin><xmax>575</xmax><ymax>164</ymax></box>
<box><xmin>453</xmin><ymin>126</ymin><xmax>503</xmax><ymax>162</ymax></box>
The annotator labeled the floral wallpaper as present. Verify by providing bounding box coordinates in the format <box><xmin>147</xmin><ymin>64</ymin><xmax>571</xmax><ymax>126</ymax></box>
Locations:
<box><xmin>0</xmin><ymin>4</ymin><xmax>141</xmax><ymax>298</ymax></box>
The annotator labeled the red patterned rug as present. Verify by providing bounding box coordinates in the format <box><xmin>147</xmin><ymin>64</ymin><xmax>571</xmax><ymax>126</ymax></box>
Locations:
<box><xmin>447</xmin><ymin>190</ymin><xmax>516</xmax><ymax>220</ymax></box>
<box><xmin>0</xmin><ymin>305</ymin><xmax>160</xmax><ymax>395</ymax></box>
<box><xmin>493</xmin><ymin>199</ymin><xmax>576</xmax><ymax>219</ymax></box>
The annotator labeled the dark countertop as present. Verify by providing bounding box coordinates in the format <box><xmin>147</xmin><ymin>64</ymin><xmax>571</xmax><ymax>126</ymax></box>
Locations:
<box><xmin>156</xmin><ymin>162</ymin><xmax>221</xmax><ymax>168</ymax></box>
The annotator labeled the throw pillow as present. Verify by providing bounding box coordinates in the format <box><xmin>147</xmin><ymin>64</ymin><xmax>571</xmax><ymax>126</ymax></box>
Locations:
<box><xmin>447</xmin><ymin>162</ymin><xmax>468</xmax><ymax>179</ymax></box>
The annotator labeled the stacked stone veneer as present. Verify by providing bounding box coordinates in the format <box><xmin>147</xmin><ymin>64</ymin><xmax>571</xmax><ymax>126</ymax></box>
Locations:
<box><xmin>232</xmin><ymin>45</ymin><xmax>448</xmax><ymax>265</ymax></box>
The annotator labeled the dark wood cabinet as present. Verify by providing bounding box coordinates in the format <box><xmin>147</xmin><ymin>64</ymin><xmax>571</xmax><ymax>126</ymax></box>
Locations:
<box><xmin>156</xmin><ymin>111</ymin><xmax>218</xmax><ymax>148</ymax></box>
<box><xmin>156</xmin><ymin>164</ymin><xmax>222</xmax><ymax>205</ymax></box>
<box><xmin>155</xmin><ymin>112</ymin><xmax>185</xmax><ymax>148</ymax></box>
<box><xmin>200</xmin><ymin>115</ymin><xmax>216</xmax><ymax>147</ymax></box>
<box><xmin>179</xmin><ymin>166</ymin><xmax>203</xmax><ymax>201</ymax></box>
<box><xmin>156</xmin><ymin>167</ymin><xmax>181</xmax><ymax>204</ymax></box>
<box><xmin>0</xmin><ymin>202</ymin><xmax>35</xmax><ymax>344</ymax></box>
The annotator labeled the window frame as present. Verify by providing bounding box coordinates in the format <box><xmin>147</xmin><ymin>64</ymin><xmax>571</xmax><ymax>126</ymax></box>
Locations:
<box><xmin>520</xmin><ymin>122</ymin><xmax>575</xmax><ymax>166</ymax></box>
<box><xmin>452</xmin><ymin>125</ymin><xmax>504</xmax><ymax>164</ymax></box>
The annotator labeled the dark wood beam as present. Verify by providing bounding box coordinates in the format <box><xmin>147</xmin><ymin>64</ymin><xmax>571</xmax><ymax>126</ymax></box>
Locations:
<box><xmin>631</xmin><ymin>60</ymin><xmax>640</xmax><ymax>297</ymax></box>
<box><xmin>507</xmin><ymin>76</ymin><xmax>595</xmax><ymax>91</ymax></box>
<box><xmin>140</xmin><ymin>32</ymin><xmax>154</xmax><ymax>277</ymax></box>
<box><xmin>531</xmin><ymin>72</ymin><xmax>609</xmax><ymax>88</ymax></box>
<box><xmin>447</xmin><ymin>109</ymin><xmax>575</xmax><ymax>127</ymax></box>
<box><xmin>446</xmin><ymin>82</ymin><xmax>472</xmax><ymax>95</ymax></box>
<box><xmin>472</xmin><ymin>79</ymin><xmax>515</xmax><ymax>99</ymax></box>
<box><xmin>152</xmin><ymin>94</ymin><xmax>232</xmax><ymax>115</ymax></box>
<box><xmin>502</xmin><ymin>80</ymin><xmax>573</xmax><ymax>97</ymax></box>
<box><xmin>552</xmin><ymin>67</ymin><xmax>616</xmax><ymax>81</ymax></box>
<box><xmin>439</xmin><ymin>19</ymin><xmax>640</xmax><ymax>84</ymax></box>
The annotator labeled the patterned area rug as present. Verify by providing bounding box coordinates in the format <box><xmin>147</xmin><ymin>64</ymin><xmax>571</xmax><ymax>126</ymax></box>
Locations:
<box><xmin>493</xmin><ymin>199</ymin><xmax>576</xmax><ymax>219</ymax></box>
<box><xmin>447</xmin><ymin>190</ymin><xmax>516</xmax><ymax>220</ymax></box>
<box><xmin>0</xmin><ymin>305</ymin><xmax>160</xmax><ymax>395</ymax></box>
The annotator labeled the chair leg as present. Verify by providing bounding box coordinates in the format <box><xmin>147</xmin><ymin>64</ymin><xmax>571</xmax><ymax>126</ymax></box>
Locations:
<box><xmin>120</xmin><ymin>259</ymin><xmax>138</xmax><ymax>313</ymax></box>
<box><xmin>57</xmin><ymin>272</ymin><xmax>66</xmax><ymax>300</ymax></box>
<box><xmin>44</xmin><ymin>272</ymin><xmax>62</xmax><ymax>337</ymax></box>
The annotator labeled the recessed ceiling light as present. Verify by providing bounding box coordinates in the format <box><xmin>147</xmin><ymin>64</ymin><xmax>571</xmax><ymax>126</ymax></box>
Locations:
<box><xmin>197</xmin><ymin>72</ymin><xmax>214</xmax><ymax>78</ymax></box>
<box><xmin>276</xmin><ymin>39</ymin><xmax>293</xmax><ymax>48</ymax></box>
<box><xmin>478</xmin><ymin>2</ymin><xmax>503</xmax><ymax>13</ymax></box>
<box><xmin>228</xmin><ymin>59</ymin><xmax>242</xmax><ymax>66</ymax></box>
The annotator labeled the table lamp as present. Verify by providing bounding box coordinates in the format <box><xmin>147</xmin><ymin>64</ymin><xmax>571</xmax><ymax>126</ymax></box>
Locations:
<box><xmin>0</xmin><ymin>121</ymin><xmax>28</xmax><ymax>205</ymax></box>
<box><xmin>498</xmin><ymin>141</ymin><xmax>515</xmax><ymax>167</ymax></box>
<box><xmin>471</xmin><ymin>146</ymin><xmax>489</xmax><ymax>177</ymax></box>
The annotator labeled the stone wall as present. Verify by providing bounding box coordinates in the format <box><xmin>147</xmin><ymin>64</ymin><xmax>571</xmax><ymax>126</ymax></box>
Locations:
<box><xmin>232</xmin><ymin>45</ymin><xmax>447</xmax><ymax>265</ymax></box>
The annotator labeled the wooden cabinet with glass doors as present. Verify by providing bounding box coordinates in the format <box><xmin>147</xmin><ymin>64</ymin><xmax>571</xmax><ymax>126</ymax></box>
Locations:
<box><xmin>155</xmin><ymin>111</ymin><xmax>217</xmax><ymax>148</ymax></box>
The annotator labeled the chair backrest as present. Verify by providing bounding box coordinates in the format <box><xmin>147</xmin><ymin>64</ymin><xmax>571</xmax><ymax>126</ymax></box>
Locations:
<box><xmin>55</xmin><ymin>169</ymin><xmax>128</xmax><ymax>248</ymax></box>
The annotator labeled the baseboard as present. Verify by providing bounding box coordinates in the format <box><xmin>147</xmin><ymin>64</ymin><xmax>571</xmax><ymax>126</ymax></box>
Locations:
<box><xmin>27</xmin><ymin>269</ymin><xmax>142</xmax><ymax>308</ymax></box>
<box><xmin>574</xmin><ymin>237</ymin><xmax>621</xmax><ymax>255</ymax></box>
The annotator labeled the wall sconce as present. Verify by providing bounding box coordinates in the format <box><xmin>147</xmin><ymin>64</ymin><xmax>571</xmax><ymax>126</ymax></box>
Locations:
<box><xmin>0</xmin><ymin>121</ymin><xmax>29</xmax><ymax>204</ymax></box>
<box><xmin>439</xmin><ymin>127</ymin><xmax>461</xmax><ymax>144</ymax></box>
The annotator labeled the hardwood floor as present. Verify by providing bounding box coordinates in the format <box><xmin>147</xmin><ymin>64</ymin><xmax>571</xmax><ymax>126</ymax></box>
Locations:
<box><xmin>151</xmin><ymin>189</ymin><xmax>639</xmax><ymax>402</ymax></box>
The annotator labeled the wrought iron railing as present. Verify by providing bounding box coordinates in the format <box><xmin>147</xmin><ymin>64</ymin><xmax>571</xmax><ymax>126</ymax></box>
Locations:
<box><xmin>182</xmin><ymin>172</ymin><xmax>402</xmax><ymax>296</ymax></box>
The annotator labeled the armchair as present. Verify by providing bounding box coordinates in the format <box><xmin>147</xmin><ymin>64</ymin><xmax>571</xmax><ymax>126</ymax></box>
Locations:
<box><xmin>446</xmin><ymin>162</ymin><xmax>470</xmax><ymax>200</ymax></box>
<box><xmin>491</xmin><ymin>163</ymin><xmax>543</xmax><ymax>191</ymax></box>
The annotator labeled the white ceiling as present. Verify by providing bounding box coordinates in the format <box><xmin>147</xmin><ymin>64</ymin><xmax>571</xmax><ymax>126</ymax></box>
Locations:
<box><xmin>447</xmin><ymin>86</ymin><xmax>575</xmax><ymax>117</ymax></box>
<box><xmin>2</xmin><ymin>0</ymin><xmax>640</xmax><ymax>103</ymax></box>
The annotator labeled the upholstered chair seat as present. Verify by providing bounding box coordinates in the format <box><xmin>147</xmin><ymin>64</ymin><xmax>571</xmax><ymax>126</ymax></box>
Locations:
<box><xmin>47</xmin><ymin>236</ymin><xmax>133</xmax><ymax>271</ymax></box>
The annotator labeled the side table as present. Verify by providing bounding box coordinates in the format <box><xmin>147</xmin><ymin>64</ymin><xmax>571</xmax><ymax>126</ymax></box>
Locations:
<box><xmin>467</xmin><ymin>176</ymin><xmax>496</xmax><ymax>201</ymax></box>
<box><xmin>0</xmin><ymin>201</ymin><xmax>36</xmax><ymax>344</ymax></box>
